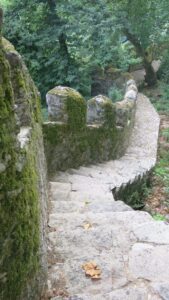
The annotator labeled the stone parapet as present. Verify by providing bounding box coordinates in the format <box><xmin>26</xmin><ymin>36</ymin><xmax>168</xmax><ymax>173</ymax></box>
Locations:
<box><xmin>43</xmin><ymin>80</ymin><xmax>138</xmax><ymax>175</ymax></box>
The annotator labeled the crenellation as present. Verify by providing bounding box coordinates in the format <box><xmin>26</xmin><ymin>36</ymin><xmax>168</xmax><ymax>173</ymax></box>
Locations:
<box><xmin>44</xmin><ymin>80</ymin><xmax>138</xmax><ymax>174</ymax></box>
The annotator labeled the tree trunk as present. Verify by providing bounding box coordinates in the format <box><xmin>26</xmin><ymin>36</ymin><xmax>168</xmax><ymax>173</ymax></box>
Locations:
<box><xmin>123</xmin><ymin>28</ymin><xmax>157</xmax><ymax>86</ymax></box>
<box><xmin>143</xmin><ymin>59</ymin><xmax>157</xmax><ymax>86</ymax></box>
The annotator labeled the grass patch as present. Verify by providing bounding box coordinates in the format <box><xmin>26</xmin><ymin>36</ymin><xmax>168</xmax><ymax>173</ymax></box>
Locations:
<box><xmin>152</xmin><ymin>213</ymin><xmax>167</xmax><ymax>221</ymax></box>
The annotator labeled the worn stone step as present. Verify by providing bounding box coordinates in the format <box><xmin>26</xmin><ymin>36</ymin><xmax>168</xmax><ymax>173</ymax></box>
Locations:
<box><xmin>49</xmin><ymin>181</ymin><xmax>112</xmax><ymax>201</ymax></box>
<box><xmin>48</xmin><ymin>252</ymin><xmax>128</xmax><ymax>296</ymax></box>
<box><xmin>47</xmin><ymin>94</ymin><xmax>163</xmax><ymax>299</ymax></box>
<box><xmin>48</xmin><ymin>211</ymin><xmax>153</xmax><ymax>230</ymax></box>
<box><xmin>50</xmin><ymin>199</ymin><xmax>133</xmax><ymax>214</ymax></box>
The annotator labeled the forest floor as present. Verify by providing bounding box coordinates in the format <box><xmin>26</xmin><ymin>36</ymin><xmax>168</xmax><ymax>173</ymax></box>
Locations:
<box><xmin>143</xmin><ymin>84</ymin><xmax>169</xmax><ymax>221</ymax></box>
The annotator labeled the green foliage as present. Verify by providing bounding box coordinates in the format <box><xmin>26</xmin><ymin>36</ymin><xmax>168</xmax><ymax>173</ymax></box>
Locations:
<box><xmin>149</xmin><ymin>82</ymin><xmax>169</xmax><ymax>113</ymax></box>
<box><xmin>159</xmin><ymin>49</ymin><xmax>169</xmax><ymax>83</ymax></box>
<box><xmin>41</xmin><ymin>106</ymin><xmax>48</xmax><ymax>122</ymax></box>
<box><xmin>114</xmin><ymin>176</ymin><xmax>150</xmax><ymax>210</ymax></box>
<box><xmin>161</xmin><ymin>129</ymin><xmax>169</xmax><ymax>142</ymax></box>
<box><xmin>3</xmin><ymin>0</ymin><xmax>89</xmax><ymax>100</ymax></box>
<box><xmin>3</xmin><ymin>0</ymin><xmax>169</xmax><ymax>100</ymax></box>
<box><xmin>108</xmin><ymin>86</ymin><xmax>123</xmax><ymax>102</ymax></box>
<box><xmin>117</xmin><ymin>42</ymin><xmax>142</xmax><ymax>71</ymax></box>
<box><xmin>152</xmin><ymin>213</ymin><xmax>166</xmax><ymax>221</ymax></box>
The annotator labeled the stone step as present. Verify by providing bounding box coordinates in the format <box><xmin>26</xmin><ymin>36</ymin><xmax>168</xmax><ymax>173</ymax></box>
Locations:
<box><xmin>49</xmin><ymin>181</ymin><xmax>112</xmax><ymax>201</ymax></box>
<box><xmin>48</xmin><ymin>211</ymin><xmax>153</xmax><ymax>230</ymax></box>
<box><xmin>46</xmin><ymin>94</ymin><xmax>163</xmax><ymax>299</ymax></box>
<box><xmin>50</xmin><ymin>199</ymin><xmax>133</xmax><ymax>214</ymax></box>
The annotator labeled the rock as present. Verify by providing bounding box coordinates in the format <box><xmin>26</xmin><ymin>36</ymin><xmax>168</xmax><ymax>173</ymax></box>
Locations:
<box><xmin>87</xmin><ymin>95</ymin><xmax>113</xmax><ymax>125</ymax></box>
<box><xmin>46</xmin><ymin>86</ymin><xmax>86</xmax><ymax>126</ymax></box>
<box><xmin>124</xmin><ymin>89</ymin><xmax>137</xmax><ymax>101</ymax></box>
<box><xmin>126</xmin><ymin>79</ymin><xmax>136</xmax><ymax>87</ymax></box>
<box><xmin>129</xmin><ymin>243</ymin><xmax>169</xmax><ymax>281</ymax></box>
<box><xmin>151</xmin><ymin>282</ymin><xmax>169</xmax><ymax>300</ymax></box>
<box><xmin>132</xmin><ymin>221</ymin><xmax>169</xmax><ymax>244</ymax></box>
<box><xmin>126</xmin><ymin>84</ymin><xmax>138</xmax><ymax>93</ymax></box>
<box><xmin>104</xmin><ymin>287</ymin><xmax>149</xmax><ymax>300</ymax></box>
<box><xmin>17</xmin><ymin>127</ymin><xmax>32</xmax><ymax>149</ymax></box>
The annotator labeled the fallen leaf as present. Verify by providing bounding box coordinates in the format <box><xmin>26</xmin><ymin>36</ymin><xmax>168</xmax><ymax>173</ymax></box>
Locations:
<box><xmin>83</xmin><ymin>223</ymin><xmax>92</xmax><ymax>230</ymax></box>
<box><xmin>82</xmin><ymin>261</ymin><xmax>101</xmax><ymax>280</ymax></box>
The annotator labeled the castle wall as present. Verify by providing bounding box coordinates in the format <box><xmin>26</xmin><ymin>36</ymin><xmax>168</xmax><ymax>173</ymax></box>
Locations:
<box><xmin>0</xmin><ymin>15</ymin><xmax>48</xmax><ymax>299</ymax></box>
<box><xmin>43</xmin><ymin>81</ymin><xmax>137</xmax><ymax>176</ymax></box>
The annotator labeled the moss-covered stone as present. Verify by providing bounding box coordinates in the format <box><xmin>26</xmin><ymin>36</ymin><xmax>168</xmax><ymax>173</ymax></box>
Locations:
<box><xmin>0</xmin><ymin>30</ymin><xmax>47</xmax><ymax>299</ymax></box>
<box><xmin>46</xmin><ymin>86</ymin><xmax>86</xmax><ymax>130</ymax></box>
<box><xmin>87</xmin><ymin>95</ymin><xmax>116</xmax><ymax>126</ymax></box>
<box><xmin>43</xmin><ymin>112</ymin><xmax>134</xmax><ymax>176</ymax></box>
<box><xmin>43</xmin><ymin>81</ymin><xmax>137</xmax><ymax>176</ymax></box>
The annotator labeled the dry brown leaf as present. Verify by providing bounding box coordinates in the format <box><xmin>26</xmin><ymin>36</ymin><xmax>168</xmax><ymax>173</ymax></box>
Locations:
<box><xmin>83</xmin><ymin>223</ymin><xmax>92</xmax><ymax>230</ymax></box>
<box><xmin>82</xmin><ymin>261</ymin><xmax>101</xmax><ymax>280</ymax></box>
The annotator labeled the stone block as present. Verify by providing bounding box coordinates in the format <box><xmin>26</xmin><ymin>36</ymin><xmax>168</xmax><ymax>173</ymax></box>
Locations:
<box><xmin>87</xmin><ymin>95</ymin><xmax>114</xmax><ymax>125</ymax></box>
<box><xmin>46</xmin><ymin>86</ymin><xmax>86</xmax><ymax>129</ymax></box>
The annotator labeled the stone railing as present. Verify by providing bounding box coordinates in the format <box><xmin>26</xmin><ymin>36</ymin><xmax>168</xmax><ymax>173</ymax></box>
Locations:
<box><xmin>43</xmin><ymin>80</ymin><xmax>138</xmax><ymax>176</ymax></box>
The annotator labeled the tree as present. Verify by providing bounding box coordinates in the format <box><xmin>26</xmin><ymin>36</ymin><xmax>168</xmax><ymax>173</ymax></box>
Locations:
<box><xmin>58</xmin><ymin>0</ymin><xmax>169</xmax><ymax>86</ymax></box>
<box><xmin>3</xmin><ymin>0</ymin><xmax>169</xmax><ymax>98</ymax></box>
<box><xmin>3</xmin><ymin>0</ymin><xmax>78</xmax><ymax>100</ymax></box>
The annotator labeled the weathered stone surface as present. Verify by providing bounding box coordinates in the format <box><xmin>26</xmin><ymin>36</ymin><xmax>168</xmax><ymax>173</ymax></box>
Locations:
<box><xmin>44</xmin><ymin>81</ymin><xmax>136</xmax><ymax>174</ymax></box>
<box><xmin>152</xmin><ymin>282</ymin><xmax>169</xmax><ymax>300</ymax></box>
<box><xmin>104</xmin><ymin>287</ymin><xmax>150</xmax><ymax>300</ymax></box>
<box><xmin>17</xmin><ymin>126</ymin><xmax>32</xmax><ymax>148</ymax></box>
<box><xmin>87</xmin><ymin>95</ymin><xmax>113</xmax><ymax>124</ymax></box>
<box><xmin>46</xmin><ymin>86</ymin><xmax>86</xmax><ymax>124</ymax></box>
<box><xmin>0</xmin><ymin>32</ymin><xmax>48</xmax><ymax>299</ymax></box>
<box><xmin>129</xmin><ymin>243</ymin><xmax>169</xmax><ymax>281</ymax></box>
<box><xmin>132</xmin><ymin>221</ymin><xmax>169</xmax><ymax>244</ymax></box>
<box><xmin>124</xmin><ymin>89</ymin><xmax>137</xmax><ymax>101</ymax></box>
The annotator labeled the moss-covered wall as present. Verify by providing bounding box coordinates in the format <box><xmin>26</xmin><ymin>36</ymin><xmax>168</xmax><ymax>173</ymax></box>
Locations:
<box><xmin>43</xmin><ymin>84</ymin><xmax>137</xmax><ymax>177</ymax></box>
<box><xmin>0</xmin><ymin>16</ymin><xmax>48</xmax><ymax>300</ymax></box>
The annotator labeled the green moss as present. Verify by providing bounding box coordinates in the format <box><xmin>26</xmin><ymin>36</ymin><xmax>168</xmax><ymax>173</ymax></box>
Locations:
<box><xmin>0</xmin><ymin>39</ymin><xmax>43</xmax><ymax>299</ymax></box>
<box><xmin>66</xmin><ymin>90</ymin><xmax>86</xmax><ymax>131</ymax></box>
<box><xmin>2</xmin><ymin>37</ymin><xmax>15</xmax><ymax>52</ymax></box>
<box><xmin>43</xmin><ymin>84</ymin><xmax>135</xmax><ymax>175</ymax></box>
<box><xmin>103</xmin><ymin>101</ymin><xmax>116</xmax><ymax>128</ymax></box>
<box><xmin>43</xmin><ymin>113</ymin><xmax>134</xmax><ymax>175</ymax></box>
<box><xmin>48</xmin><ymin>86</ymin><xmax>86</xmax><ymax>131</ymax></box>
<box><xmin>0</xmin><ymin>130</ymin><xmax>41</xmax><ymax>299</ymax></box>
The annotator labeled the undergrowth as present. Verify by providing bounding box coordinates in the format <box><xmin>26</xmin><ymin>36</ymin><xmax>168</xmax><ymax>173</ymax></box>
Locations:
<box><xmin>143</xmin><ymin>81</ymin><xmax>169</xmax><ymax>220</ymax></box>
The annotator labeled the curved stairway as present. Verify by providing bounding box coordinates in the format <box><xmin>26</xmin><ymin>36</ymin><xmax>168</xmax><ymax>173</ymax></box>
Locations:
<box><xmin>47</xmin><ymin>94</ymin><xmax>169</xmax><ymax>300</ymax></box>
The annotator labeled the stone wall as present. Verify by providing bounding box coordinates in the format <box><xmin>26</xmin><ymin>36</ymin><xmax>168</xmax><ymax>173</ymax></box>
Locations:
<box><xmin>0</xmin><ymin>14</ymin><xmax>48</xmax><ymax>300</ymax></box>
<box><xmin>43</xmin><ymin>80</ymin><xmax>138</xmax><ymax>176</ymax></box>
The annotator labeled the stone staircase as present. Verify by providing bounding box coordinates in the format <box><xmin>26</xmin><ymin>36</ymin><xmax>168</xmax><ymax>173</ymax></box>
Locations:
<box><xmin>46</xmin><ymin>94</ymin><xmax>169</xmax><ymax>299</ymax></box>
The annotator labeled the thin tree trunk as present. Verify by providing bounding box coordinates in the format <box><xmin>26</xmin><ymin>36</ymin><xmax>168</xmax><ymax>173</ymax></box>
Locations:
<box><xmin>143</xmin><ymin>58</ymin><xmax>157</xmax><ymax>86</ymax></box>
